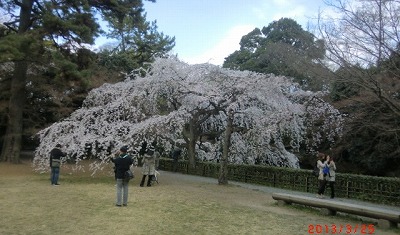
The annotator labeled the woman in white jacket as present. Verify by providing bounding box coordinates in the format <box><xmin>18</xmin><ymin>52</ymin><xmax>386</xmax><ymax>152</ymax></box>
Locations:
<box><xmin>316</xmin><ymin>153</ymin><xmax>329</xmax><ymax>198</ymax></box>
<box><xmin>140</xmin><ymin>146</ymin><xmax>156</xmax><ymax>187</ymax></box>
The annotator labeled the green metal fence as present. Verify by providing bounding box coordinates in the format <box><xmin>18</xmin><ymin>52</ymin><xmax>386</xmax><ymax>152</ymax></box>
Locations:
<box><xmin>158</xmin><ymin>158</ymin><xmax>400</xmax><ymax>207</ymax></box>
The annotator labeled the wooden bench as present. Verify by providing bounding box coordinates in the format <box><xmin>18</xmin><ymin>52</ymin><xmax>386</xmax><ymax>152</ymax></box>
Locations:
<box><xmin>272</xmin><ymin>193</ymin><xmax>400</xmax><ymax>229</ymax></box>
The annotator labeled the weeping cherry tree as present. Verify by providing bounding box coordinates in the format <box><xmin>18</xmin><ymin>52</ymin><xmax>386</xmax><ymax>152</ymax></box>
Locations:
<box><xmin>32</xmin><ymin>57</ymin><xmax>343</xmax><ymax>178</ymax></box>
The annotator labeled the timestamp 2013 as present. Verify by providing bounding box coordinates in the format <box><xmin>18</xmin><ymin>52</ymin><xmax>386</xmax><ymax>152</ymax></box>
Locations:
<box><xmin>308</xmin><ymin>224</ymin><xmax>375</xmax><ymax>234</ymax></box>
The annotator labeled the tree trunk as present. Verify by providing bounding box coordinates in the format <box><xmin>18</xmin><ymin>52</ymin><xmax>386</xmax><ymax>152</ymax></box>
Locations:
<box><xmin>218</xmin><ymin>110</ymin><xmax>234</xmax><ymax>185</ymax></box>
<box><xmin>182</xmin><ymin>117</ymin><xmax>198</xmax><ymax>169</ymax></box>
<box><xmin>1</xmin><ymin>62</ymin><xmax>28</xmax><ymax>163</ymax></box>
<box><xmin>187</xmin><ymin>119</ymin><xmax>197</xmax><ymax>169</ymax></box>
<box><xmin>187</xmin><ymin>139</ymin><xmax>196</xmax><ymax>169</ymax></box>
<box><xmin>0</xmin><ymin>0</ymin><xmax>33</xmax><ymax>163</ymax></box>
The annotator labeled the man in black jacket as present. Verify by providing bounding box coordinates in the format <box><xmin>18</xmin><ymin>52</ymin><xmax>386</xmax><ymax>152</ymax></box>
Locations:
<box><xmin>111</xmin><ymin>146</ymin><xmax>134</xmax><ymax>206</ymax></box>
<box><xmin>49</xmin><ymin>144</ymin><xmax>66</xmax><ymax>186</ymax></box>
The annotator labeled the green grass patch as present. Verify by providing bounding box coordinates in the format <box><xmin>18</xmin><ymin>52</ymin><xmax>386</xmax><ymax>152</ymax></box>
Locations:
<box><xmin>0</xmin><ymin>162</ymin><xmax>398</xmax><ymax>235</ymax></box>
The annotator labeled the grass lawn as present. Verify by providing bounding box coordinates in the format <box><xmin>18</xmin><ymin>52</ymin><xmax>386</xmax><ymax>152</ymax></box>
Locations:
<box><xmin>0</xmin><ymin>161</ymin><xmax>398</xmax><ymax>235</ymax></box>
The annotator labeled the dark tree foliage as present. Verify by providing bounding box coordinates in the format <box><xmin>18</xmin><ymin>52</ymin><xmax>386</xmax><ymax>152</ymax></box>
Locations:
<box><xmin>223</xmin><ymin>18</ymin><xmax>328</xmax><ymax>91</ymax></box>
<box><xmin>333</xmin><ymin>97</ymin><xmax>400</xmax><ymax>176</ymax></box>
<box><xmin>330</xmin><ymin>66</ymin><xmax>362</xmax><ymax>101</ymax></box>
<box><xmin>0</xmin><ymin>0</ymin><xmax>173</xmax><ymax>162</ymax></box>
<box><xmin>97</xmin><ymin>19</ymin><xmax>175</xmax><ymax>74</ymax></box>
<box><xmin>330</xmin><ymin>56</ymin><xmax>400</xmax><ymax>176</ymax></box>
<box><xmin>97</xmin><ymin>0</ymin><xmax>175</xmax><ymax>73</ymax></box>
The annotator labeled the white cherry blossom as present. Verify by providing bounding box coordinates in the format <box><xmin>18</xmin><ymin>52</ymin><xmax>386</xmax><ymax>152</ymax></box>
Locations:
<box><xmin>33</xmin><ymin>57</ymin><xmax>342</xmax><ymax>174</ymax></box>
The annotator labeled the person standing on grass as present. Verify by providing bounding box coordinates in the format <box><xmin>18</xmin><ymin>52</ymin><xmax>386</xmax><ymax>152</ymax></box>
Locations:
<box><xmin>49</xmin><ymin>144</ymin><xmax>66</xmax><ymax>186</ymax></box>
<box><xmin>171</xmin><ymin>146</ymin><xmax>181</xmax><ymax>172</ymax></box>
<box><xmin>327</xmin><ymin>156</ymin><xmax>337</xmax><ymax>199</ymax></box>
<box><xmin>316</xmin><ymin>152</ymin><xmax>329</xmax><ymax>198</ymax></box>
<box><xmin>111</xmin><ymin>146</ymin><xmax>134</xmax><ymax>207</ymax></box>
<box><xmin>140</xmin><ymin>146</ymin><xmax>156</xmax><ymax>187</ymax></box>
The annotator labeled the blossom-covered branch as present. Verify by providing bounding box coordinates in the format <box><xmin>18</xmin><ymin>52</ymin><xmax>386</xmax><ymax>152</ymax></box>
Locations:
<box><xmin>33</xmin><ymin>57</ymin><xmax>343</xmax><ymax>174</ymax></box>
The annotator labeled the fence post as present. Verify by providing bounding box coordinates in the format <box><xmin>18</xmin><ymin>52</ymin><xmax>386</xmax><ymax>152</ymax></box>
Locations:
<box><xmin>293</xmin><ymin>174</ymin><xmax>296</xmax><ymax>188</ymax></box>
<box><xmin>306</xmin><ymin>176</ymin><xmax>309</xmax><ymax>192</ymax></box>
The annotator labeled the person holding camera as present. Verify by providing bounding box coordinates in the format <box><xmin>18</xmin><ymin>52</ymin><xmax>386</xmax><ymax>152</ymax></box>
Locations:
<box><xmin>111</xmin><ymin>146</ymin><xmax>134</xmax><ymax>206</ymax></box>
<box><xmin>49</xmin><ymin>144</ymin><xmax>66</xmax><ymax>186</ymax></box>
<box><xmin>316</xmin><ymin>153</ymin><xmax>329</xmax><ymax>198</ymax></box>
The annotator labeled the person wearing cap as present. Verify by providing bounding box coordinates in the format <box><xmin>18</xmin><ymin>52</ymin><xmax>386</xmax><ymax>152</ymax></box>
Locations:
<box><xmin>140</xmin><ymin>146</ymin><xmax>156</xmax><ymax>187</ymax></box>
<box><xmin>49</xmin><ymin>144</ymin><xmax>66</xmax><ymax>186</ymax></box>
<box><xmin>111</xmin><ymin>146</ymin><xmax>134</xmax><ymax>206</ymax></box>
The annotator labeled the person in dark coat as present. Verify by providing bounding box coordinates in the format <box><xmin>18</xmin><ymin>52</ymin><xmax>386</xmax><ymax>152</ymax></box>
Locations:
<box><xmin>111</xmin><ymin>146</ymin><xmax>134</xmax><ymax>206</ymax></box>
<box><xmin>327</xmin><ymin>156</ymin><xmax>337</xmax><ymax>199</ymax></box>
<box><xmin>49</xmin><ymin>144</ymin><xmax>66</xmax><ymax>186</ymax></box>
<box><xmin>172</xmin><ymin>147</ymin><xmax>181</xmax><ymax>172</ymax></box>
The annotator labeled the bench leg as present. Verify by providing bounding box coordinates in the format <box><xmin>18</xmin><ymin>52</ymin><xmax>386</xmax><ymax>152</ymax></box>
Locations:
<box><xmin>320</xmin><ymin>208</ymin><xmax>337</xmax><ymax>216</ymax></box>
<box><xmin>277</xmin><ymin>200</ymin><xmax>292</xmax><ymax>206</ymax></box>
<box><xmin>378</xmin><ymin>219</ymin><xmax>398</xmax><ymax>229</ymax></box>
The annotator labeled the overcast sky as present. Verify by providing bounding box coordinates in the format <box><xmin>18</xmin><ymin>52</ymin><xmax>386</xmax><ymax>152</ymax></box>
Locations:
<box><xmin>140</xmin><ymin>0</ymin><xmax>329</xmax><ymax>65</ymax></box>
